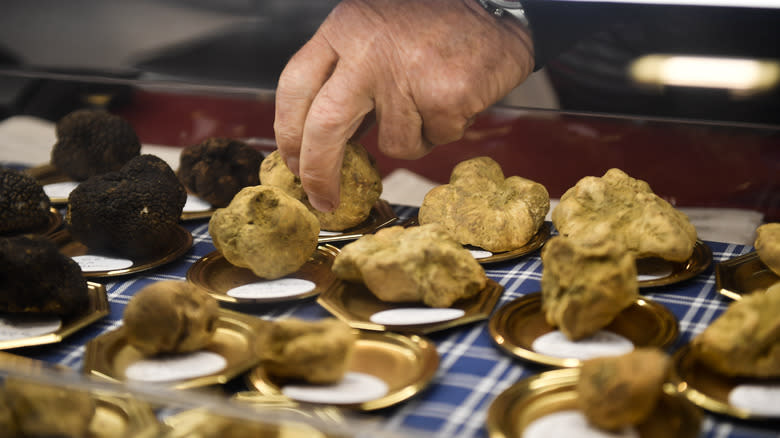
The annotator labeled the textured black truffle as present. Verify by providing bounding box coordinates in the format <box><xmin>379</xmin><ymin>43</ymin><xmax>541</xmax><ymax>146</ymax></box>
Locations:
<box><xmin>67</xmin><ymin>154</ymin><xmax>187</xmax><ymax>258</ymax></box>
<box><xmin>178</xmin><ymin>137</ymin><xmax>264</xmax><ymax>207</ymax></box>
<box><xmin>51</xmin><ymin>109</ymin><xmax>141</xmax><ymax>181</ymax></box>
<box><xmin>0</xmin><ymin>167</ymin><xmax>51</xmax><ymax>234</ymax></box>
<box><xmin>0</xmin><ymin>235</ymin><xmax>89</xmax><ymax>316</ymax></box>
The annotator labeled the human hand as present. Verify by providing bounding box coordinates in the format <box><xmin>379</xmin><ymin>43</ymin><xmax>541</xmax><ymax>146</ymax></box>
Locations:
<box><xmin>274</xmin><ymin>0</ymin><xmax>534</xmax><ymax>211</ymax></box>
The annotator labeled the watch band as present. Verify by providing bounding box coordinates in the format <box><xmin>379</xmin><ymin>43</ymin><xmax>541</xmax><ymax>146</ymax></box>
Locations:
<box><xmin>476</xmin><ymin>0</ymin><xmax>530</xmax><ymax>28</ymax></box>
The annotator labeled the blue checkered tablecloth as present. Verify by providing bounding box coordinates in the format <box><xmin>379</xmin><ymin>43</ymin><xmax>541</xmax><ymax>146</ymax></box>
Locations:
<box><xmin>15</xmin><ymin>204</ymin><xmax>780</xmax><ymax>438</ymax></box>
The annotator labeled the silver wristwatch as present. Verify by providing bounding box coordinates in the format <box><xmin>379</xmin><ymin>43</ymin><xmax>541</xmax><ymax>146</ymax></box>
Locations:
<box><xmin>476</xmin><ymin>0</ymin><xmax>530</xmax><ymax>27</ymax></box>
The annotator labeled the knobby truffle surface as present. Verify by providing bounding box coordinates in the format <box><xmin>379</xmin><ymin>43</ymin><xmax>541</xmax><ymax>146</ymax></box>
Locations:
<box><xmin>0</xmin><ymin>167</ymin><xmax>51</xmax><ymax>234</ymax></box>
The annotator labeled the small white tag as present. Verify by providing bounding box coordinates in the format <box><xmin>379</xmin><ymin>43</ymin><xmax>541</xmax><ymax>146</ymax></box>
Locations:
<box><xmin>125</xmin><ymin>351</ymin><xmax>227</xmax><ymax>382</ymax></box>
<box><xmin>524</xmin><ymin>410</ymin><xmax>639</xmax><ymax>438</ymax></box>
<box><xmin>43</xmin><ymin>181</ymin><xmax>80</xmax><ymax>199</ymax></box>
<box><xmin>72</xmin><ymin>255</ymin><xmax>134</xmax><ymax>272</ymax></box>
<box><xmin>469</xmin><ymin>249</ymin><xmax>493</xmax><ymax>259</ymax></box>
<box><xmin>0</xmin><ymin>315</ymin><xmax>62</xmax><ymax>340</ymax></box>
<box><xmin>370</xmin><ymin>308</ymin><xmax>465</xmax><ymax>326</ymax></box>
<box><xmin>729</xmin><ymin>383</ymin><xmax>780</xmax><ymax>417</ymax></box>
<box><xmin>319</xmin><ymin>230</ymin><xmax>342</xmax><ymax>236</ymax></box>
<box><xmin>532</xmin><ymin>330</ymin><xmax>634</xmax><ymax>359</ymax></box>
<box><xmin>227</xmin><ymin>279</ymin><xmax>316</xmax><ymax>299</ymax></box>
<box><xmin>281</xmin><ymin>371</ymin><xmax>389</xmax><ymax>405</ymax></box>
<box><xmin>182</xmin><ymin>194</ymin><xmax>213</xmax><ymax>213</ymax></box>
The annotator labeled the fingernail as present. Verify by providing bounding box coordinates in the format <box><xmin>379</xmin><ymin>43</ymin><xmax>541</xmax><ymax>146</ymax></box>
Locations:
<box><xmin>285</xmin><ymin>156</ymin><xmax>300</xmax><ymax>176</ymax></box>
<box><xmin>308</xmin><ymin>193</ymin><xmax>336</xmax><ymax>212</ymax></box>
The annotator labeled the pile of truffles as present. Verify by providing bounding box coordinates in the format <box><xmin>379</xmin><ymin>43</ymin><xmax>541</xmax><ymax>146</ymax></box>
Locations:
<box><xmin>333</xmin><ymin>224</ymin><xmax>488</xmax><ymax>308</ymax></box>
<box><xmin>552</xmin><ymin>168</ymin><xmax>697</xmax><ymax>262</ymax></box>
<box><xmin>419</xmin><ymin>156</ymin><xmax>549</xmax><ymax>252</ymax></box>
<box><xmin>260</xmin><ymin>141</ymin><xmax>382</xmax><ymax>231</ymax></box>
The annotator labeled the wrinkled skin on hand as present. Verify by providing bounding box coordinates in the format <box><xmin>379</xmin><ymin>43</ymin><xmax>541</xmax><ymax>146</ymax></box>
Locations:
<box><xmin>274</xmin><ymin>0</ymin><xmax>534</xmax><ymax>212</ymax></box>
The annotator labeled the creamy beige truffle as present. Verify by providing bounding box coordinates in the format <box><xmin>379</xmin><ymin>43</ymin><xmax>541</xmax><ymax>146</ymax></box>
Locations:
<box><xmin>552</xmin><ymin>168</ymin><xmax>697</xmax><ymax>262</ymax></box>
<box><xmin>691</xmin><ymin>283</ymin><xmax>780</xmax><ymax>378</ymax></box>
<box><xmin>3</xmin><ymin>379</ymin><xmax>96</xmax><ymax>437</ymax></box>
<box><xmin>123</xmin><ymin>280</ymin><xmax>220</xmax><ymax>356</ymax></box>
<box><xmin>260</xmin><ymin>141</ymin><xmax>382</xmax><ymax>231</ymax></box>
<box><xmin>209</xmin><ymin>185</ymin><xmax>320</xmax><ymax>279</ymax></box>
<box><xmin>419</xmin><ymin>156</ymin><xmax>549</xmax><ymax>252</ymax></box>
<box><xmin>578</xmin><ymin>348</ymin><xmax>671</xmax><ymax>430</ymax></box>
<box><xmin>541</xmin><ymin>235</ymin><xmax>639</xmax><ymax>340</ymax></box>
<box><xmin>333</xmin><ymin>224</ymin><xmax>488</xmax><ymax>308</ymax></box>
<box><xmin>263</xmin><ymin>318</ymin><xmax>357</xmax><ymax>384</ymax></box>
<box><xmin>755</xmin><ymin>222</ymin><xmax>780</xmax><ymax>276</ymax></box>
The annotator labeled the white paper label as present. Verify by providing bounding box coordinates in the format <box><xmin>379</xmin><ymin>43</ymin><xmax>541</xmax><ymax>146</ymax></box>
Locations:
<box><xmin>227</xmin><ymin>279</ymin><xmax>316</xmax><ymax>299</ymax></box>
<box><xmin>524</xmin><ymin>410</ymin><xmax>639</xmax><ymax>438</ymax></box>
<box><xmin>72</xmin><ymin>255</ymin><xmax>134</xmax><ymax>272</ymax></box>
<box><xmin>43</xmin><ymin>181</ymin><xmax>80</xmax><ymax>199</ymax></box>
<box><xmin>469</xmin><ymin>249</ymin><xmax>493</xmax><ymax>259</ymax></box>
<box><xmin>370</xmin><ymin>308</ymin><xmax>465</xmax><ymax>326</ymax></box>
<box><xmin>532</xmin><ymin>330</ymin><xmax>634</xmax><ymax>359</ymax></box>
<box><xmin>319</xmin><ymin>230</ymin><xmax>342</xmax><ymax>236</ymax></box>
<box><xmin>281</xmin><ymin>371</ymin><xmax>389</xmax><ymax>405</ymax></box>
<box><xmin>125</xmin><ymin>351</ymin><xmax>227</xmax><ymax>382</ymax></box>
<box><xmin>729</xmin><ymin>383</ymin><xmax>780</xmax><ymax>417</ymax></box>
<box><xmin>0</xmin><ymin>315</ymin><xmax>62</xmax><ymax>340</ymax></box>
<box><xmin>182</xmin><ymin>194</ymin><xmax>212</xmax><ymax>212</ymax></box>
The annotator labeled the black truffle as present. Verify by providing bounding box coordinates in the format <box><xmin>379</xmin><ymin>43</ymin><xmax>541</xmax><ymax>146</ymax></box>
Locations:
<box><xmin>178</xmin><ymin>137</ymin><xmax>264</xmax><ymax>207</ymax></box>
<box><xmin>51</xmin><ymin>109</ymin><xmax>141</xmax><ymax>181</ymax></box>
<box><xmin>0</xmin><ymin>167</ymin><xmax>51</xmax><ymax>234</ymax></box>
<box><xmin>0</xmin><ymin>235</ymin><xmax>89</xmax><ymax>316</ymax></box>
<box><xmin>67</xmin><ymin>154</ymin><xmax>187</xmax><ymax>258</ymax></box>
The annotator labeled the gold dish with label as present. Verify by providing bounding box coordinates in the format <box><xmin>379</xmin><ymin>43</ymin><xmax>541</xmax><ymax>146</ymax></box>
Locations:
<box><xmin>316</xmin><ymin>199</ymin><xmax>398</xmax><ymax>243</ymax></box>
<box><xmin>636</xmin><ymin>241</ymin><xmax>712</xmax><ymax>288</ymax></box>
<box><xmin>187</xmin><ymin>245</ymin><xmax>340</xmax><ymax>305</ymax></box>
<box><xmin>244</xmin><ymin>331</ymin><xmax>439</xmax><ymax>411</ymax></box>
<box><xmin>486</xmin><ymin>368</ymin><xmax>701</xmax><ymax>438</ymax></box>
<box><xmin>0</xmin><ymin>207</ymin><xmax>63</xmax><ymax>239</ymax></box>
<box><xmin>52</xmin><ymin>225</ymin><xmax>193</xmax><ymax>278</ymax></box>
<box><xmin>317</xmin><ymin>278</ymin><xmax>504</xmax><ymax>334</ymax></box>
<box><xmin>83</xmin><ymin>309</ymin><xmax>264</xmax><ymax>390</ymax></box>
<box><xmin>715</xmin><ymin>251</ymin><xmax>779</xmax><ymax>300</ymax></box>
<box><xmin>489</xmin><ymin>292</ymin><xmax>678</xmax><ymax>368</ymax></box>
<box><xmin>26</xmin><ymin>163</ymin><xmax>72</xmax><ymax>204</ymax></box>
<box><xmin>0</xmin><ymin>281</ymin><xmax>109</xmax><ymax>350</ymax></box>
<box><xmin>671</xmin><ymin>344</ymin><xmax>780</xmax><ymax>420</ymax></box>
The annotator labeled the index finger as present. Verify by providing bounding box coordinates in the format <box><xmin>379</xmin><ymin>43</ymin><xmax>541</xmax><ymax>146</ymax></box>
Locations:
<box><xmin>299</xmin><ymin>63</ymin><xmax>374</xmax><ymax>212</ymax></box>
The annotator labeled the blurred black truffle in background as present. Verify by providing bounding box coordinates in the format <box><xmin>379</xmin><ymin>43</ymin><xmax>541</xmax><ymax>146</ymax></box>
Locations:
<box><xmin>0</xmin><ymin>167</ymin><xmax>51</xmax><ymax>234</ymax></box>
<box><xmin>67</xmin><ymin>154</ymin><xmax>187</xmax><ymax>258</ymax></box>
<box><xmin>178</xmin><ymin>137</ymin><xmax>264</xmax><ymax>207</ymax></box>
<box><xmin>0</xmin><ymin>235</ymin><xmax>89</xmax><ymax>316</ymax></box>
<box><xmin>51</xmin><ymin>109</ymin><xmax>141</xmax><ymax>181</ymax></box>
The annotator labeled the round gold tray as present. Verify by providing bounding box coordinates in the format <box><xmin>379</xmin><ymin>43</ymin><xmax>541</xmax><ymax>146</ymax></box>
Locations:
<box><xmin>487</xmin><ymin>368</ymin><xmax>701</xmax><ymax>438</ymax></box>
<box><xmin>715</xmin><ymin>251</ymin><xmax>779</xmax><ymax>300</ymax></box>
<box><xmin>316</xmin><ymin>199</ymin><xmax>398</xmax><ymax>243</ymax></box>
<box><xmin>245</xmin><ymin>331</ymin><xmax>439</xmax><ymax>411</ymax></box>
<box><xmin>489</xmin><ymin>292</ymin><xmax>678</xmax><ymax>367</ymax></box>
<box><xmin>84</xmin><ymin>309</ymin><xmax>264</xmax><ymax>390</ymax></box>
<box><xmin>637</xmin><ymin>241</ymin><xmax>712</xmax><ymax>288</ymax></box>
<box><xmin>187</xmin><ymin>245</ymin><xmax>340</xmax><ymax>305</ymax></box>
<box><xmin>671</xmin><ymin>344</ymin><xmax>780</xmax><ymax>420</ymax></box>
<box><xmin>53</xmin><ymin>225</ymin><xmax>193</xmax><ymax>278</ymax></box>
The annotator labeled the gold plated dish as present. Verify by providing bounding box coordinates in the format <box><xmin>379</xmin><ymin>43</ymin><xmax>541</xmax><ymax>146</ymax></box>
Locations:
<box><xmin>672</xmin><ymin>344</ymin><xmax>780</xmax><ymax>420</ymax></box>
<box><xmin>88</xmin><ymin>395</ymin><xmax>162</xmax><ymax>438</ymax></box>
<box><xmin>0</xmin><ymin>207</ymin><xmax>62</xmax><ymax>238</ymax></box>
<box><xmin>487</xmin><ymin>368</ymin><xmax>701</xmax><ymax>438</ymax></box>
<box><xmin>401</xmin><ymin>218</ymin><xmax>551</xmax><ymax>265</ymax></box>
<box><xmin>84</xmin><ymin>309</ymin><xmax>264</xmax><ymax>390</ymax></box>
<box><xmin>637</xmin><ymin>241</ymin><xmax>712</xmax><ymax>288</ymax></box>
<box><xmin>26</xmin><ymin>163</ymin><xmax>72</xmax><ymax>205</ymax></box>
<box><xmin>0</xmin><ymin>281</ymin><xmax>109</xmax><ymax>350</ymax></box>
<box><xmin>245</xmin><ymin>331</ymin><xmax>439</xmax><ymax>411</ymax></box>
<box><xmin>715</xmin><ymin>251</ymin><xmax>779</xmax><ymax>300</ymax></box>
<box><xmin>317</xmin><ymin>199</ymin><xmax>398</xmax><ymax>243</ymax></box>
<box><xmin>489</xmin><ymin>292</ymin><xmax>678</xmax><ymax>368</ymax></box>
<box><xmin>317</xmin><ymin>279</ymin><xmax>504</xmax><ymax>334</ymax></box>
<box><xmin>187</xmin><ymin>245</ymin><xmax>340</xmax><ymax>305</ymax></box>
<box><xmin>52</xmin><ymin>225</ymin><xmax>193</xmax><ymax>278</ymax></box>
